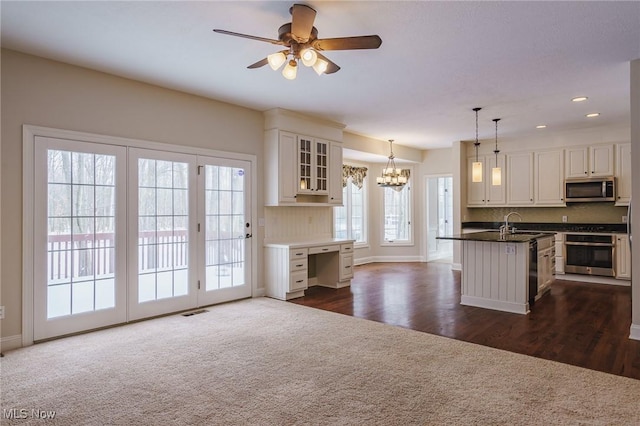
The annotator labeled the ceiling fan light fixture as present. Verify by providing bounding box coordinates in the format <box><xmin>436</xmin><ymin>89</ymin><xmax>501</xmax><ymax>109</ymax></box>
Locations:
<box><xmin>267</xmin><ymin>51</ymin><xmax>287</xmax><ymax>70</ymax></box>
<box><xmin>300</xmin><ymin>48</ymin><xmax>317</xmax><ymax>67</ymax></box>
<box><xmin>282</xmin><ymin>59</ymin><xmax>298</xmax><ymax>80</ymax></box>
<box><xmin>312</xmin><ymin>58</ymin><xmax>328</xmax><ymax>75</ymax></box>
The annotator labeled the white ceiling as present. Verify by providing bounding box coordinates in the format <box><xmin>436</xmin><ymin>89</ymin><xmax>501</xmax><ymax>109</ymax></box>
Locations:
<box><xmin>2</xmin><ymin>1</ymin><xmax>640</xmax><ymax>153</ymax></box>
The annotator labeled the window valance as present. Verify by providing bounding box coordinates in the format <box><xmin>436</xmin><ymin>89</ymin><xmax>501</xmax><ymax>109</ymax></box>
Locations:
<box><xmin>342</xmin><ymin>165</ymin><xmax>368</xmax><ymax>189</ymax></box>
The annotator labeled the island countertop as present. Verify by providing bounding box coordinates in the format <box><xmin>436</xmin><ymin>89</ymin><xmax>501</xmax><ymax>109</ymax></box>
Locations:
<box><xmin>437</xmin><ymin>230</ymin><xmax>555</xmax><ymax>243</ymax></box>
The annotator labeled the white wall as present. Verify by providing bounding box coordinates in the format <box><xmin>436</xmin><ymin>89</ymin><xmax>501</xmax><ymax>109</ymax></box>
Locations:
<box><xmin>1</xmin><ymin>49</ymin><xmax>265</xmax><ymax>343</ymax></box>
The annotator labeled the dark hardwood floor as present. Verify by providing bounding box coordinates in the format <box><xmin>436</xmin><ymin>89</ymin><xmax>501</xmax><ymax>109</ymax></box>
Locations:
<box><xmin>290</xmin><ymin>262</ymin><xmax>640</xmax><ymax>380</ymax></box>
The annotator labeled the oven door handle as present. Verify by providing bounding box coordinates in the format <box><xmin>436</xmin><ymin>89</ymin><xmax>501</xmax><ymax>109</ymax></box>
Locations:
<box><xmin>564</xmin><ymin>242</ymin><xmax>614</xmax><ymax>247</ymax></box>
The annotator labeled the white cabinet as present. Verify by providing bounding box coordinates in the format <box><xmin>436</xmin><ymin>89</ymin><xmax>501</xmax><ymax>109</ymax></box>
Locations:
<box><xmin>328</xmin><ymin>142</ymin><xmax>344</xmax><ymax>205</ymax></box>
<box><xmin>537</xmin><ymin>236</ymin><xmax>555</xmax><ymax>297</ymax></box>
<box><xmin>616</xmin><ymin>234</ymin><xmax>631</xmax><ymax>280</ymax></box>
<box><xmin>565</xmin><ymin>145</ymin><xmax>614</xmax><ymax>178</ymax></box>
<box><xmin>615</xmin><ymin>143</ymin><xmax>631</xmax><ymax>206</ymax></box>
<box><xmin>467</xmin><ymin>155</ymin><xmax>506</xmax><ymax>207</ymax></box>
<box><xmin>264</xmin><ymin>129</ymin><xmax>343</xmax><ymax>206</ymax></box>
<box><xmin>298</xmin><ymin>136</ymin><xmax>329</xmax><ymax>195</ymax></box>
<box><xmin>535</xmin><ymin>150</ymin><xmax>565</xmax><ymax>206</ymax></box>
<box><xmin>506</xmin><ymin>152</ymin><xmax>534</xmax><ymax>205</ymax></box>
<box><xmin>554</xmin><ymin>232</ymin><xmax>565</xmax><ymax>275</ymax></box>
<box><xmin>264</xmin><ymin>240</ymin><xmax>354</xmax><ymax>300</ymax></box>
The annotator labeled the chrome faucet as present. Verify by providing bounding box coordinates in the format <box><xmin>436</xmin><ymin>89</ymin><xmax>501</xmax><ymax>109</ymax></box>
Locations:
<box><xmin>500</xmin><ymin>212</ymin><xmax>523</xmax><ymax>236</ymax></box>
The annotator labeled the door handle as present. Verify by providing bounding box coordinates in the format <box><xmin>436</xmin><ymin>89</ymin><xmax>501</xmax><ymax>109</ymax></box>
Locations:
<box><xmin>245</xmin><ymin>234</ymin><xmax>252</xmax><ymax>239</ymax></box>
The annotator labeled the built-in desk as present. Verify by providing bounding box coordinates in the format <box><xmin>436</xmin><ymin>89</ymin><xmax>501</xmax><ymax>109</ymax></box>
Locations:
<box><xmin>264</xmin><ymin>238</ymin><xmax>355</xmax><ymax>300</ymax></box>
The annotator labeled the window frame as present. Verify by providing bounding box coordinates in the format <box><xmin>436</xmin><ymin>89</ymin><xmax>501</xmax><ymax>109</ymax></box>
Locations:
<box><xmin>333</xmin><ymin>172</ymin><xmax>368</xmax><ymax>247</ymax></box>
<box><xmin>380</xmin><ymin>166</ymin><xmax>413</xmax><ymax>247</ymax></box>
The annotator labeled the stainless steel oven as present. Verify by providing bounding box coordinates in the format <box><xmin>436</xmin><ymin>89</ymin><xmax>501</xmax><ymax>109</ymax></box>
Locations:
<box><xmin>564</xmin><ymin>233</ymin><xmax>615</xmax><ymax>277</ymax></box>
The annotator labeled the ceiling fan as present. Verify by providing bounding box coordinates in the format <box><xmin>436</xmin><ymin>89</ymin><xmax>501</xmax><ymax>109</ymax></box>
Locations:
<box><xmin>213</xmin><ymin>3</ymin><xmax>382</xmax><ymax>79</ymax></box>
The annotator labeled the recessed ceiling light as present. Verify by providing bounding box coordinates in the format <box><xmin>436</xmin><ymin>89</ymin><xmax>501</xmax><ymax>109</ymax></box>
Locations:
<box><xmin>536</xmin><ymin>125</ymin><xmax>547</xmax><ymax>129</ymax></box>
<box><xmin>585</xmin><ymin>113</ymin><xmax>600</xmax><ymax>118</ymax></box>
<box><xmin>572</xmin><ymin>96</ymin><xmax>588</xmax><ymax>102</ymax></box>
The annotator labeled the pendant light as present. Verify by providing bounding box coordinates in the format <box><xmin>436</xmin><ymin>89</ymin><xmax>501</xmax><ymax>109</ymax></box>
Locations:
<box><xmin>472</xmin><ymin>107</ymin><xmax>483</xmax><ymax>183</ymax></box>
<box><xmin>376</xmin><ymin>140</ymin><xmax>407</xmax><ymax>188</ymax></box>
<box><xmin>492</xmin><ymin>118</ymin><xmax>502</xmax><ymax>186</ymax></box>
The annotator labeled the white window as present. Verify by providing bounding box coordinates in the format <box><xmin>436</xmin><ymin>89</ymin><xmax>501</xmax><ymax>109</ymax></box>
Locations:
<box><xmin>382</xmin><ymin>180</ymin><xmax>412</xmax><ymax>244</ymax></box>
<box><xmin>334</xmin><ymin>177</ymin><xmax>367</xmax><ymax>245</ymax></box>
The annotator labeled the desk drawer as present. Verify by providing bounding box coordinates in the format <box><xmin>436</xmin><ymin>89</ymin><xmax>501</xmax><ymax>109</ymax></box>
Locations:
<box><xmin>340</xmin><ymin>254</ymin><xmax>354</xmax><ymax>280</ymax></box>
<box><xmin>290</xmin><ymin>258</ymin><xmax>308</xmax><ymax>272</ymax></box>
<box><xmin>290</xmin><ymin>248</ymin><xmax>308</xmax><ymax>260</ymax></box>
<box><xmin>289</xmin><ymin>270</ymin><xmax>308</xmax><ymax>292</ymax></box>
<box><xmin>340</xmin><ymin>243</ymin><xmax>354</xmax><ymax>253</ymax></box>
<box><xmin>309</xmin><ymin>245</ymin><xmax>340</xmax><ymax>255</ymax></box>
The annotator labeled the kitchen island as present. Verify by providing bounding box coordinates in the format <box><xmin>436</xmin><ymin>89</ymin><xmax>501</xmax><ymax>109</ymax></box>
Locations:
<box><xmin>438</xmin><ymin>231</ymin><xmax>555</xmax><ymax>314</ymax></box>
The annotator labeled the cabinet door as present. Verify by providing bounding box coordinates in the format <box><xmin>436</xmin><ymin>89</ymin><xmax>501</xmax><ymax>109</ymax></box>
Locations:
<box><xmin>277</xmin><ymin>132</ymin><xmax>298</xmax><ymax>203</ymax></box>
<box><xmin>506</xmin><ymin>152</ymin><xmax>534</xmax><ymax>205</ymax></box>
<box><xmin>589</xmin><ymin>145</ymin><xmax>614</xmax><ymax>177</ymax></box>
<box><xmin>535</xmin><ymin>150</ymin><xmax>565</xmax><ymax>205</ymax></box>
<box><xmin>314</xmin><ymin>139</ymin><xmax>329</xmax><ymax>194</ymax></box>
<box><xmin>486</xmin><ymin>154</ymin><xmax>506</xmax><ymax>205</ymax></box>
<box><xmin>616</xmin><ymin>234</ymin><xmax>631</xmax><ymax>279</ymax></box>
<box><xmin>328</xmin><ymin>142</ymin><xmax>343</xmax><ymax>205</ymax></box>
<box><xmin>615</xmin><ymin>143</ymin><xmax>631</xmax><ymax>205</ymax></box>
<box><xmin>565</xmin><ymin>147</ymin><xmax>589</xmax><ymax>178</ymax></box>
<box><xmin>297</xmin><ymin>135</ymin><xmax>314</xmax><ymax>194</ymax></box>
<box><xmin>467</xmin><ymin>157</ymin><xmax>486</xmax><ymax>206</ymax></box>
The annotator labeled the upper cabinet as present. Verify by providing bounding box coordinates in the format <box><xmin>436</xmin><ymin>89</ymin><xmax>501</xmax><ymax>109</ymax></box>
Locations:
<box><xmin>467</xmin><ymin>155</ymin><xmax>506</xmax><ymax>206</ymax></box>
<box><xmin>506</xmin><ymin>152</ymin><xmax>534</xmax><ymax>206</ymax></box>
<box><xmin>615</xmin><ymin>143</ymin><xmax>631</xmax><ymax>206</ymax></box>
<box><xmin>565</xmin><ymin>144</ymin><xmax>614</xmax><ymax>178</ymax></box>
<box><xmin>535</xmin><ymin>150</ymin><xmax>565</xmax><ymax>206</ymax></box>
<box><xmin>264</xmin><ymin>129</ymin><xmax>343</xmax><ymax>206</ymax></box>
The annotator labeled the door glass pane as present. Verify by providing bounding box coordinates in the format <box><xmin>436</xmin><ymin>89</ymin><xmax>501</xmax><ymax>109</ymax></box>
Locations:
<box><xmin>137</xmin><ymin>158</ymin><xmax>190</xmax><ymax>302</ymax></box>
<box><xmin>205</xmin><ymin>165</ymin><xmax>246</xmax><ymax>291</ymax></box>
<box><xmin>46</xmin><ymin>149</ymin><xmax>117</xmax><ymax>318</ymax></box>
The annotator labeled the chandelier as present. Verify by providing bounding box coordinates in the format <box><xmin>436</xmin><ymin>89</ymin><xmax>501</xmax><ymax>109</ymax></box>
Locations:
<box><xmin>376</xmin><ymin>140</ymin><xmax>407</xmax><ymax>188</ymax></box>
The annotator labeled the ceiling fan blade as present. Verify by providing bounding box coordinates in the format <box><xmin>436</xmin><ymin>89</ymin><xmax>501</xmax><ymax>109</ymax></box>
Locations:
<box><xmin>315</xmin><ymin>52</ymin><xmax>341</xmax><ymax>74</ymax></box>
<box><xmin>312</xmin><ymin>35</ymin><xmax>382</xmax><ymax>51</ymax></box>
<box><xmin>213</xmin><ymin>29</ymin><xmax>283</xmax><ymax>45</ymax></box>
<box><xmin>247</xmin><ymin>58</ymin><xmax>269</xmax><ymax>69</ymax></box>
<box><xmin>290</xmin><ymin>4</ymin><xmax>316</xmax><ymax>42</ymax></box>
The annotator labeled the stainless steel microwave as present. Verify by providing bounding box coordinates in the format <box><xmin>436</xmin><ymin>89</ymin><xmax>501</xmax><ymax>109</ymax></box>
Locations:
<box><xmin>565</xmin><ymin>177</ymin><xmax>615</xmax><ymax>202</ymax></box>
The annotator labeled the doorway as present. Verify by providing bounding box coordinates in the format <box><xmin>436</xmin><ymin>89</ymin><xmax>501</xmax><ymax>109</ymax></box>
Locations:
<box><xmin>426</xmin><ymin>176</ymin><xmax>453</xmax><ymax>262</ymax></box>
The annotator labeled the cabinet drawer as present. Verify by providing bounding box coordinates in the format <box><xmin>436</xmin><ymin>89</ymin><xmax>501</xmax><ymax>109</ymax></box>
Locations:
<box><xmin>309</xmin><ymin>245</ymin><xmax>340</xmax><ymax>254</ymax></box>
<box><xmin>290</xmin><ymin>258</ymin><xmax>308</xmax><ymax>272</ymax></box>
<box><xmin>289</xmin><ymin>270</ymin><xmax>308</xmax><ymax>292</ymax></box>
<box><xmin>340</xmin><ymin>254</ymin><xmax>354</xmax><ymax>280</ymax></box>
<box><xmin>290</xmin><ymin>248</ymin><xmax>308</xmax><ymax>260</ymax></box>
<box><xmin>340</xmin><ymin>243</ymin><xmax>354</xmax><ymax>253</ymax></box>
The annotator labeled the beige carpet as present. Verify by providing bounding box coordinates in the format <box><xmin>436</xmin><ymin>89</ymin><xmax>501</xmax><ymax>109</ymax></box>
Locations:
<box><xmin>1</xmin><ymin>297</ymin><xmax>639</xmax><ymax>425</ymax></box>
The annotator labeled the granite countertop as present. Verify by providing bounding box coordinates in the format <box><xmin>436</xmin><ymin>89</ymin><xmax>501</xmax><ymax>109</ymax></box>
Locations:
<box><xmin>462</xmin><ymin>222</ymin><xmax>627</xmax><ymax>233</ymax></box>
<box><xmin>438</xmin><ymin>230</ymin><xmax>556</xmax><ymax>243</ymax></box>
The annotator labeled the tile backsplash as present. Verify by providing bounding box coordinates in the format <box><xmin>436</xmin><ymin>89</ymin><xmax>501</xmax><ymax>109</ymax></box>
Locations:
<box><xmin>264</xmin><ymin>206</ymin><xmax>333</xmax><ymax>241</ymax></box>
<box><xmin>466</xmin><ymin>203</ymin><xmax>629</xmax><ymax>224</ymax></box>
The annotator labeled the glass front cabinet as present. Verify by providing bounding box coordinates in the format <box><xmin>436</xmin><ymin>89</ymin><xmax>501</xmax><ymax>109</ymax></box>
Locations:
<box><xmin>298</xmin><ymin>136</ymin><xmax>328</xmax><ymax>195</ymax></box>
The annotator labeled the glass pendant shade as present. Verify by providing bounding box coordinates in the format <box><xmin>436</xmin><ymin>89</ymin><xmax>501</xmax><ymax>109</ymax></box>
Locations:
<box><xmin>267</xmin><ymin>52</ymin><xmax>287</xmax><ymax>70</ymax></box>
<box><xmin>282</xmin><ymin>60</ymin><xmax>298</xmax><ymax>80</ymax></box>
<box><xmin>492</xmin><ymin>166</ymin><xmax>502</xmax><ymax>186</ymax></box>
<box><xmin>300</xmin><ymin>48</ymin><xmax>318</xmax><ymax>67</ymax></box>
<box><xmin>377</xmin><ymin>140</ymin><xmax>406</xmax><ymax>189</ymax></box>
<box><xmin>312</xmin><ymin>58</ymin><xmax>329</xmax><ymax>75</ymax></box>
<box><xmin>472</xmin><ymin>161</ymin><xmax>483</xmax><ymax>183</ymax></box>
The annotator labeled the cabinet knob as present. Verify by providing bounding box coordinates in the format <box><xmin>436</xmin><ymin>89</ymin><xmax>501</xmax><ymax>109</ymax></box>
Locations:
<box><xmin>584</xmin><ymin>171</ymin><xmax>588</xmax><ymax>175</ymax></box>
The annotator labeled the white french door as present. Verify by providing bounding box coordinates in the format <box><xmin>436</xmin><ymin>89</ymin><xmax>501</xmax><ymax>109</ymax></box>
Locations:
<box><xmin>29</xmin><ymin>129</ymin><xmax>255</xmax><ymax>341</ymax></box>
<box><xmin>128</xmin><ymin>149</ymin><xmax>199</xmax><ymax>320</ymax></box>
<box><xmin>197</xmin><ymin>156</ymin><xmax>252</xmax><ymax>305</ymax></box>
<box><xmin>33</xmin><ymin>137</ymin><xmax>127</xmax><ymax>340</ymax></box>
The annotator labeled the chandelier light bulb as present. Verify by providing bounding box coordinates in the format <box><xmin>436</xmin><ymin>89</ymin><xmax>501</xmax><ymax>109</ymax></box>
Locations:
<box><xmin>267</xmin><ymin>52</ymin><xmax>287</xmax><ymax>70</ymax></box>
<box><xmin>300</xmin><ymin>48</ymin><xmax>318</xmax><ymax>67</ymax></box>
<box><xmin>282</xmin><ymin>60</ymin><xmax>298</xmax><ymax>80</ymax></box>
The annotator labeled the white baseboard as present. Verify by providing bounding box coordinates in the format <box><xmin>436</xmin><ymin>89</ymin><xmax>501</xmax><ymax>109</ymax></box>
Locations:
<box><xmin>253</xmin><ymin>288</ymin><xmax>266</xmax><ymax>297</ymax></box>
<box><xmin>630</xmin><ymin>324</ymin><xmax>640</xmax><ymax>341</ymax></box>
<box><xmin>1</xmin><ymin>334</ymin><xmax>23</xmax><ymax>352</ymax></box>
<box><xmin>451</xmin><ymin>263</ymin><xmax>462</xmax><ymax>271</ymax></box>
<box><xmin>357</xmin><ymin>256</ymin><xmax>425</xmax><ymax>264</ymax></box>
<box><xmin>461</xmin><ymin>295</ymin><xmax>529</xmax><ymax>315</ymax></box>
